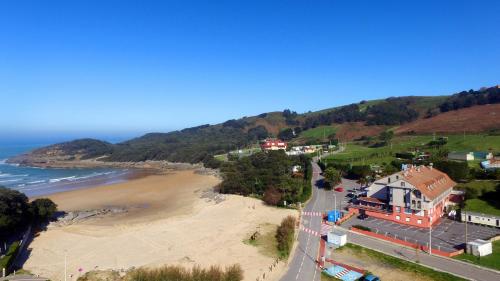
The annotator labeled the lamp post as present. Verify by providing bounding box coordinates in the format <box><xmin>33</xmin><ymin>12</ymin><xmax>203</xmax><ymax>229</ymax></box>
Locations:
<box><xmin>64</xmin><ymin>251</ymin><xmax>67</xmax><ymax>281</ymax></box>
<box><xmin>429</xmin><ymin>216</ymin><xmax>432</xmax><ymax>255</ymax></box>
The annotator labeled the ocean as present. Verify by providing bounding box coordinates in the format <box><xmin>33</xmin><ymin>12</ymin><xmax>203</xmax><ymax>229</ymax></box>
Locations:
<box><xmin>0</xmin><ymin>143</ymin><xmax>129</xmax><ymax>197</ymax></box>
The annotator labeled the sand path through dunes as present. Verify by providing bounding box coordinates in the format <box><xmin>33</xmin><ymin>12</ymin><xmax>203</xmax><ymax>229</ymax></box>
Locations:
<box><xmin>25</xmin><ymin>171</ymin><xmax>297</xmax><ymax>281</ymax></box>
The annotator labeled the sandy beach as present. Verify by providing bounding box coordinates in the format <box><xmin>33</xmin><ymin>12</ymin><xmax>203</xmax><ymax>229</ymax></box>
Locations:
<box><xmin>24</xmin><ymin>170</ymin><xmax>297</xmax><ymax>281</ymax></box>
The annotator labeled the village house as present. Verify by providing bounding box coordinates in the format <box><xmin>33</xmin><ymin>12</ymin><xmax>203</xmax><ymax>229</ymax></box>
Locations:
<box><xmin>260</xmin><ymin>139</ymin><xmax>287</xmax><ymax>151</ymax></box>
<box><xmin>351</xmin><ymin>164</ymin><xmax>457</xmax><ymax>228</ymax></box>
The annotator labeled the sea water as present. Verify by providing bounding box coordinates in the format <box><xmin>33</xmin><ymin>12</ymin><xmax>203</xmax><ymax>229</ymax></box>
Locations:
<box><xmin>0</xmin><ymin>143</ymin><xmax>128</xmax><ymax>197</ymax></box>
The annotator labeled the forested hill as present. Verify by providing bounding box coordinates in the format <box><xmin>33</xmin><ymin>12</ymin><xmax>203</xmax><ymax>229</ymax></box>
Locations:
<box><xmin>10</xmin><ymin>86</ymin><xmax>500</xmax><ymax>165</ymax></box>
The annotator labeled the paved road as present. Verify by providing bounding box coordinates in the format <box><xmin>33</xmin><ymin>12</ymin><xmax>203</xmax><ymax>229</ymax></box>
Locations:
<box><xmin>280</xmin><ymin>160</ymin><xmax>353</xmax><ymax>281</ymax></box>
<box><xmin>280</xmin><ymin>160</ymin><xmax>323</xmax><ymax>281</ymax></box>
<box><xmin>345</xmin><ymin>229</ymin><xmax>500</xmax><ymax>281</ymax></box>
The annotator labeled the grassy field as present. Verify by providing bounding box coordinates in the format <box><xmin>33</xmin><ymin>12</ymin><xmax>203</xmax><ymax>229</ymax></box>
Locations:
<box><xmin>454</xmin><ymin>240</ymin><xmax>500</xmax><ymax>271</ymax></box>
<box><xmin>338</xmin><ymin>243</ymin><xmax>468</xmax><ymax>281</ymax></box>
<box><xmin>324</xmin><ymin>134</ymin><xmax>500</xmax><ymax>166</ymax></box>
<box><xmin>463</xmin><ymin>198</ymin><xmax>500</xmax><ymax>216</ymax></box>
<box><xmin>298</xmin><ymin>125</ymin><xmax>338</xmax><ymax>141</ymax></box>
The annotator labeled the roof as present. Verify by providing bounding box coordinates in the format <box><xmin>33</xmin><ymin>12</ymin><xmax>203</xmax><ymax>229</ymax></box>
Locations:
<box><xmin>358</xmin><ymin>196</ymin><xmax>386</xmax><ymax>204</ymax></box>
<box><xmin>401</xmin><ymin>166</ymin><xmax>456</xmax><ymax>200</ymax></box>
<box><xmin>490</xmin><ymin>157</ymin><xmax>500</xmax><ymax>165</ymax></box>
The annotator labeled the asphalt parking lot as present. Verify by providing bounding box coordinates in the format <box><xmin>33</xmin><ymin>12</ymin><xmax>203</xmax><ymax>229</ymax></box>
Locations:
<box><xmin>343</xmin><ymin>215</ymin><xmax>500</xmax><ymax>252</ymax></box>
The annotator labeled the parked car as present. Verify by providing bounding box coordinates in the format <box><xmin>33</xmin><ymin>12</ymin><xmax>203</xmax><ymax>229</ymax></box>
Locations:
<box><xmin>358</xmin><ymin>213</ymin><xmax>368</xmax><ymax>220</ymax></box>
<box><xmin>361</xmin><ymin>275</ymin><xmax>380</xmax><ymax>281</ymax></box>
<box><xmin>335</xmin><ymin>187</ymin><xmax>344</xmax><ymax>192</ymax></box>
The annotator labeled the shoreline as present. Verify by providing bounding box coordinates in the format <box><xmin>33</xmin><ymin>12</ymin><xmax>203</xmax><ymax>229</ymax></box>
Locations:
<box><xmin>25</xmin><ymin>168</ymin><xmax>157</xmax><ymax>198</ymax></box>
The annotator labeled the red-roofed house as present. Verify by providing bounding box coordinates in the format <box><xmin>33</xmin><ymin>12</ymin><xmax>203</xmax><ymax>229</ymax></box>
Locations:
<box><xmin>261</xmin><ymin>139</ymin><xmax>288</xmax><ymax>151</ymax></box>
<box><xmin>352</xmin><ymin>164</ymin><xmax>457</xmax><ymax>228</ymax></box>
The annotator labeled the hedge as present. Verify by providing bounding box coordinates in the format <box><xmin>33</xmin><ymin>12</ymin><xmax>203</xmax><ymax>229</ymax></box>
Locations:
<box><xmin>0</xmin><ymin>241</ymin><xmax>20</xmax><ymax>270</ymax></box>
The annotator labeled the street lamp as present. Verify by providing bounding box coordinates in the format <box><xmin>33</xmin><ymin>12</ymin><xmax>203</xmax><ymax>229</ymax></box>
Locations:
<box><xmin>64</xmin><ymin>251</ymin><xmax>67</xmax><ymax>281</ymax></box>
<box><xmin>429</xmin><ymin>216</ymin><xmax>432</xmax><ymax>255</ymax></box>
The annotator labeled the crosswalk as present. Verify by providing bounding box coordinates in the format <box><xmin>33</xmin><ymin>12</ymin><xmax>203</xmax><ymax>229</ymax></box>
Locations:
<box><xmin>299</xmin><ymin>225</ymin><xmax>320</xmax><ymax>237</ymax></box>
<box><xmin>334</xmin><ymin>268</ymin><xmax>350</xmax><ymax>279</ymax></box>
<box><xmin>302</xmin><ymin>211</ymin><xmax>323</xmax><ymax>217</ymax></box>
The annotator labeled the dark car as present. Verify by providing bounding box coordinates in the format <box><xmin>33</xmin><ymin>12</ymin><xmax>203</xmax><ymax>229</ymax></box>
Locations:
<box><xmin>361</xmin><ymin>275</ymin><xmax>380</xmax><ymax>281</ymax></box>
<box><xmin>358</xmin><ymin>213</ymin><xmax>368</xmax><ymax>220</ymax></box>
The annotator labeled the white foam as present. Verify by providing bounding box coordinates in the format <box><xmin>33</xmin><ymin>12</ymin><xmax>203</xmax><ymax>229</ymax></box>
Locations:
<box><xmin>0</xmin><ymin>179</ymin><xmax>21</xmax><ymax>183</ymax></box>
<box><xmin>49</xmin><ymin>176</ymin><xmax>76</xmax><ymax>183</ymax></box>
<box><xmin>28</xmin><ymin>180</ymin><xmax>46</xmax><ymax>184</ymax></box>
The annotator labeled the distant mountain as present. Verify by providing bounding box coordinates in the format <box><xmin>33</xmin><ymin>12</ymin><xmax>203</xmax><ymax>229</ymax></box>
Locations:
<box><xmin>10</xmin><ymin>86</ymin><xmax>500</xmax><ymax>166</ymax></box>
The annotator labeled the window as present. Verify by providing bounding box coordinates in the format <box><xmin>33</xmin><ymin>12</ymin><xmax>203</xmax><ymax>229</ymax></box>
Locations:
<box><xmin>405</xmin><ymin>217</ymin><xmax>410</xmax><ymax>222</ymax></box>
<box><xmin>417</xmin><ymin>201</ymin><xmax>421</xmax><ymax>209</ymax></box>
<box><xmin>396</xmin><ymin>215</ymin><xmax>400</xmax><ymax>220</ymax></box>
<box><xmin>417</xmin><ymin>219</ymin><xmax>422</xmax><ymax>224</ymax></box>
<box><xmin>468</xmin><ymin>215</ymin><xmax>471</xmax><ymax>221</ymax></box>
<box><xmin>401</xmin><ymin>182</ymin><xmax>405</xmax><ymax>187</ymax></box>
<box><xmin>388</xmin><ymin>177</ymin><xmax>391</xmax><ymax>183</ymax></box>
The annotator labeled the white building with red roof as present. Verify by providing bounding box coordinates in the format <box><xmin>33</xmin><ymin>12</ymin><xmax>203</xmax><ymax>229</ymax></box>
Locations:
<box><xmin>352</xmin><ymin>164</ymin><xmax>457</xmax><ymax>228</ymax></box>
<box><xmin>260</xmin><ymin>139</ymin><xmax>287</xmax><ymax>151</ymax></box>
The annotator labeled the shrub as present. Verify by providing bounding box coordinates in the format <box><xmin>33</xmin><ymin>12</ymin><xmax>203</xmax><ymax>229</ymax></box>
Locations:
<box><xmin>276</xmin><ymin>216</ymin><xmax>296</xmax><ymax>258</ymax></box>
<box><xmin>0</xmin><ymin>241</ymin><xmax>20</xmax><ymax>270</ymax></box>
<box><xmin>352</xmin><ymin>225</ymin><xmax>371</xmax><ymax>232</ymax></box>
<box><xmin>263</xmin><ymin>186</ymin><xmax>283</xmax><ymax>206</ymax></box>
<box><xmin>125</xmin><ymin>264</ymin><xmax>243</xmax><ymax>281</ymax></box>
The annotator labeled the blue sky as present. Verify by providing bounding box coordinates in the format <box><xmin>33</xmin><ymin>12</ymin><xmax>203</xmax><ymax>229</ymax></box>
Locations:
<box><xmin>1</xmin><ymin>0</ymin><xmax>499</xmax><ymax>142</ymax></box>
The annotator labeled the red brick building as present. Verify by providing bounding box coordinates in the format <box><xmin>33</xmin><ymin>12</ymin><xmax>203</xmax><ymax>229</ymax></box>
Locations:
<box><xmin>351</xmin><ymin>165</ymin><xmax>457</xmax><ymax>228</ymax></box>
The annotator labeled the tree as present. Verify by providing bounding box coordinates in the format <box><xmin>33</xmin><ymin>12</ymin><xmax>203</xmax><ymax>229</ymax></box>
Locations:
<box><xmin>434</xmin><ymin>160</ymin><xmax>469</xmax><ymax>181</ymax></box>
<box><xmin>323</xmin><ymin>167</ymin><xmax>342</xmax><ymax>189</ymax></box>
<box><xmin>0</xmin><ymin>187</ymin><xmax>30</xmax><ymax>236</ymax></box>
<box><xmin>30</xmin><ymin>198</ymin><xmax>58</xmax><ymax>222</ymax></box>
<box><xmin>278</xmin><ymin>128</ymin><xmax>295</xmax><ymax>141</ymax></box>
<box><xmin>247</xmin><ymin>125</ymin><xmax>269</xmax><ymax>141</ymax></box>
<box><xmin>346</xmin><ymin>165</ymin><xmax>372</xmax><ymax>180</ymax></box>
<box><xmin>379</xmin><ymin>130</ymin><xmax>394</xmax><ymax>145</ymax></box>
